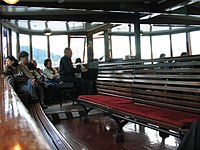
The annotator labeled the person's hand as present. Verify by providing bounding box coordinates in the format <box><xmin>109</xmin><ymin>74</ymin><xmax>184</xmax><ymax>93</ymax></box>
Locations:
<box><xmin>30</xmin><ymin>70</ymin><xmax>34</xmax><ymax>74</ymax></box>
<box><xmin>31</xmin><ymin>78</ymin><xmax>36</xmax><ymax>86</ymax></box>
<box><xmin>82</xmin><ymin>68</ymin><xmax>88</xmax><ymax>72</ymax></box>
<box><xmin>52</xmin><ymin>74</ymin><xmax>59</xmax><ymax>78</ymax></box>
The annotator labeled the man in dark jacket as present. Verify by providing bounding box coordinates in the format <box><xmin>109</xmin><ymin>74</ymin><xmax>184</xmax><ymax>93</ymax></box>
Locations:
<box><xmin>59</xmin><ymin>47</ymin><xmax>81</xmax><ymax>83</ymax></box>
<box><xmin>59</xmin><ymin>47</ymin><xmax>82</xmax><ymax>99</ymax></box>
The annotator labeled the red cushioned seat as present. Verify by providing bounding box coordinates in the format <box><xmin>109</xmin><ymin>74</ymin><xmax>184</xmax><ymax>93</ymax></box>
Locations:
<box><xmin>78</xmin><ymin>95</ymin><xmax>132</xmax><ymax>107</ymax></box>
<box><xmin>78</xmin><ymin>95</ymin><xmax>200</xmax><ymax>128</ymax></box>
<box><xmin>111</xmin><ymin>103</ymin><xmax>200</xmax><ymax>127</ymax></box>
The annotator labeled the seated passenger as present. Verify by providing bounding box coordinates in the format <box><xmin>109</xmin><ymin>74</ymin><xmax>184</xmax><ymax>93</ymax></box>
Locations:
<box><xmin>30</xmin><ymin>59</ymin><xmax>56</xmax><ymax>103</ymax></box>
<box><xmin>18</xmin><ymin>51</ymin><xmax>47</xmax><ymax>109</ymax></box>
<box><xmin>43</xmin><ymin>58</ymin><xmax>61</xmax><ymax>102</ymax></box>
<box><xmin>59</xmin><ymin>47</ymin><xmax>81</xmax><ymax>83</ymax></box>
<box><xmin>157</xmin><ymin>53</ymin><xmax>168</xmax><ymax>69</ymax></box>
<box><xmin>59</xmin><ymin>47</ymin><xmax>82</xmax><ymax>97</ymax></box>
<box><xmin>29</xmin><ymin>59</ymin><xmax>47</xmax><ymax>85</ymax></box>
<box><xmin>181</xmin><ymin>52</ymin><xmax>189</xmax><ymax>57</ymax></box>
<box><xmin>4</xmin><ymin>56</ymin><xmax>44</xmax><ymax>107</ymax></box>
<box><xmin>43</xmin><ymin>58</ymin><xmax>60</xmax><ymax>84</ymax></box>
<box><xmin>73</xmin><ymin>58</ymin><xmax>87</xmax><ymax>78</ymax></box>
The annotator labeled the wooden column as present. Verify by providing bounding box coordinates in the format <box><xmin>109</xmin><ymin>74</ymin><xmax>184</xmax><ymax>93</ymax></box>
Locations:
<box><xmin>8</xmin><ymin>28</ymin><xmax>12</xmax><ymax>56</ymax></box>
<box><xmin>0</xmin><ymin>21</ymin><xmax>3</xmax><ymax>71</ymax></box>
<box><xmin>104</xmin><ymin>30</ymin><xmax>110</xmax><ymax>61</ymax></box>
<box><xmin>169</xmin><ymin>26</ymin><xmax>173</xmax><ymax>57</ymax></box>
<box><xmin>129</xmin><ymin>24</ymin><xmax>132</xmax><ymax>55</ymax></box>
<box><xmin>150</xmin><ymin>25</ymin><xmax>153</xmax><ymax>59</ymax></box>
<box><xmin>186</xmin><ymin>31</ymin><xmax>192</xmax><ymax>55</ymax></box>
<box><xmin>16</xmin><ymin>33</ymin><xmax>20</xmax><ymax>56</ymax></box>
<box><xmin>87</xmin><ymin>35</ymin><xmax>93</xmax><ymax>62</ymax></box>
<box><xmin>47</xmin><ymin>36</ymin><xmax>50</xmax><ymax>58</ymax></box>
<box><xmin>29</xmin><ymin>35</ymin><xmax>33</xmax><ymax>60</ymax></box>
<box><xmin>134</xmin><ymin>13</ymin><xmax>141</xmax><ymax>60</ymax></box>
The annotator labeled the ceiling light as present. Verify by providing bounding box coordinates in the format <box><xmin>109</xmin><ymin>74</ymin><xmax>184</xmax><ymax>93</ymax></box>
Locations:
<box><xmin>44</xmin><ymin>28</ymin><xmax>52</xmax><ymax>36</ymax></box>
<box><xmin>3</xmin><ymin>0</ymin><xmax>19</xmax><ymax>4</ymax></box>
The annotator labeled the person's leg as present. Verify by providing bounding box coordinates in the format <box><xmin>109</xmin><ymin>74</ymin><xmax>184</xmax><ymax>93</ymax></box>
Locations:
<box><xmin>18</xmin><ymin>79</ymin><xmax>38</xmax><ymax>99</ymax></box>
<box><xmin>46</xmin><ymin>80</ymin><xmax>60</xmax><ymax>101</ymax></box>
<box><xmin>36</xmin><ymin>84</ymin><xmax>47</xmax><ymax>109</ymax></box>
<box><xmin>178</xmin><ymin>119</ymin><xmax>200</xmax><ymax>150</ymax></box>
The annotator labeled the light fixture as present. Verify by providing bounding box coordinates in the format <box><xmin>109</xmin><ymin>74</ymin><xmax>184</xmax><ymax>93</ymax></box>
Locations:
<box><xmin>3</xmin><ymin>0</ymin><xmax>19</xmax><ymax>4</ymax></box>
<box><xmin>44</xmin><ymin>28</ymin><xmax>52</xmax><ymax>36</ymax></box>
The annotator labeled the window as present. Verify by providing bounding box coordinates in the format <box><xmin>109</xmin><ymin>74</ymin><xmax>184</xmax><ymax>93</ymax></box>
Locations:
<box><xmin>70</xmin><ymin>37</ymin><xmax>85</xmax><ymax>63</ymax></box>
<box><xmin>130</xmin><ymin>36</ymin><xmax>136</xmax><ymax>56</ymax></box>
<box><xmin>32</xmin><ymin>35</ymin><xmax>48</xmax><ymax>69</ymax></box>
<box><xmin>2</xmin><ymin>27</ymin><xmax>8</xmax><ymax>66</ymax></box>
<box><xmin>111</xmin><ymin>36</ymin><xmax>130</xmax><ymax>60</ymax></box>
<box><xmin>152</xmin><ymin>35</ymin><xmax>170</xmax><ymax>59</ymax></box>
<box><xmin>49</xmin><ymin>35</ymin><xmax>68</xmax><ymax>67</ymax></box>
<box><xmin>190</xmin><ymin>30</ymin><xmax>200</xmax><ymax>55</ymax></box>
<box><xmin>93</xmin><ymin>37</ymin><xmax>104</xmax><ymax>61</ymax></box>
<box><xmin>112</xmin><ymin>24</ymin><xmax>130</xmax><ymax>32</ymax></box>
<box><xmin>141</xmin><ymin>36</ymin><xmax>151</xmax><ymax>59</ymax></box>
<box><xmin>11</xmin><ymin>31</ymin><xmax>17</xmax><ymax>58</ymax></box>
<box><xmin>152</xmin><ymin>25</ymin><xmax>169</xmax><ymax>31</ymax></box>
<box><xmin>48</xmin><ymin>21</ymin><xmax>67</xmax><ymax>31</ymax></box>
<box><xmin>172</xmin><ymin>33</ymin><xmax>187</xmax><ymax>57</ymax></box>
<box><xmin>19</xmin><ymin>34</ymin><xmax>30</xmax><ymax>59</ymax></box>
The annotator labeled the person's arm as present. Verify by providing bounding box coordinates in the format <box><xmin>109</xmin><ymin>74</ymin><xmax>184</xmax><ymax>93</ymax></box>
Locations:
<box><xmin>44</xmin><ymin>68</ymin><xmax>54</xmax><ymax>79</ymax></box>
<box><xmin>60</xmin><ymin>57</ymin><xmax>75</xmax><ymax>76</ymax></box>
<box><xmin>20</xmin><ymin>65</ymin><xmax>35</xmax><ymax>79</ymax></box>
<box><xmin>52</xmin><ymin>68</ymin><xmax>59</xmax><ymax>78</ymax></box>
<box><xmin>3</xmin><ymin>65</ymin><xmax>13</xmax><ymax>75</ymax></box>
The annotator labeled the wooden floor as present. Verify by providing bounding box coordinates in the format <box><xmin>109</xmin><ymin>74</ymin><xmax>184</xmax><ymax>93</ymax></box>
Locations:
<box><xmin>45</xmin><ymin>103</ymin><xmax>180</xmax><ymax>150</ymax></box>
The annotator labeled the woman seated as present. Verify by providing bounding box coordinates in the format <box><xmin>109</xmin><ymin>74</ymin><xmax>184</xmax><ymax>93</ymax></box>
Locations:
<box><xmin>73</xmin><ymin>58</ymin><xmax>87</xmax><ymax>78</ymax></box>
<box><xmin>43</xmin><ymin>58</ymin><xmax>60</xmax><ymax>101</ymax></box>
<box><xmin>44</xmin><ymin>58</ymin><xmax>60</xmax><ymax>84</ymax></box>
<box><xmin>4</xmin><ymin>56</ymin><xmax>47</xmax><ymax>109</ymax></box>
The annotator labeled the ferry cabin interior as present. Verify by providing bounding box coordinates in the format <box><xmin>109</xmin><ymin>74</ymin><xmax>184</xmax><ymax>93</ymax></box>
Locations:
<box><xmin>1</xmin><ymin>0</ymin><xmax>200</xmax><ymax>150</ymax></box>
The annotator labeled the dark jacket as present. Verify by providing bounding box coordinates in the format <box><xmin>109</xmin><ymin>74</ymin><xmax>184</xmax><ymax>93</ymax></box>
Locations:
<box><xmin>59</xmin><ymin>55</ymin><xmax>80</xmax><ymax>82</ymax></box>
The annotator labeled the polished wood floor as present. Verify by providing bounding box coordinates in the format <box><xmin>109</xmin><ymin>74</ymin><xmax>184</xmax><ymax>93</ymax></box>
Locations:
<box><xmin>45</xmin><ymin>103</ymin><xmax>180</xmax><ymax>150</ymax></box>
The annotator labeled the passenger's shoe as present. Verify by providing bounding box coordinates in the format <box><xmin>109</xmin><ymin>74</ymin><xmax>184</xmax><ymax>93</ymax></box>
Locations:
<box><xmin>31</xmin><ymin>98</ymin><xmax>39</xmax><ymax>103</ymax></box>
<box><xmin>41</xmin><ymin>103</ymin><xmax>48</xmax><ymax>109</ymax></box>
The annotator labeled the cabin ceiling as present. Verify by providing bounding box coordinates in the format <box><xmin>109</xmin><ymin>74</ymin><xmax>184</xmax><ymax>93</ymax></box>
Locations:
<box><xmin>0</xmin><ymin>0</ymin><xmax>200</xmax><ymax>34</ymax></box>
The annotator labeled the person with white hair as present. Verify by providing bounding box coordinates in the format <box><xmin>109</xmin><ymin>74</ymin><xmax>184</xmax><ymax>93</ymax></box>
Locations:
<box><xmin>59</xmin><ymin>47</ymin><xmax>81</xmax><ymax>83</ymax></box>
<box><xmin>59</xmin><ymin>47</ymin><xmax>82</xmax><ymax>98</ymax></box>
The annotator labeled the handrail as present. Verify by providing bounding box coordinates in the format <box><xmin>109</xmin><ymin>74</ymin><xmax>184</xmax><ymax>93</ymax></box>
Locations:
<box><xmin>0</xmin><ymin>76</ymin><xmax>52</xmax><ymax>150</ymax></box>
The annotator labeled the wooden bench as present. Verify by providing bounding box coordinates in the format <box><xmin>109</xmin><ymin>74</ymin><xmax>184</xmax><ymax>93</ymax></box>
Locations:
<box><xmin>3</xmin><ymin>74</ymin><xmax>79</xmax><ymax>149</ymax></box>
<box><xmin>77</xmin><ymin>55</ymin><xmax>200</xmax><ymax>142</ymax></box>
<box><xmin>0</xmin><ymin>76</ymin><xmax>52</xmax><ymax>150</ymax></box>
<box><xmin>29</xmin><ymin>102</ymin><xmax>74</xmax><ymax>150</ymax></box>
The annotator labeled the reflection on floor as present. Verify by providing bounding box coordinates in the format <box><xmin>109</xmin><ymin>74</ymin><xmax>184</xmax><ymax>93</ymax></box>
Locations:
<box><xmin>47</xmin><ymin>103</ymin><xmax>180</xmax><ymax>150</ymax></box>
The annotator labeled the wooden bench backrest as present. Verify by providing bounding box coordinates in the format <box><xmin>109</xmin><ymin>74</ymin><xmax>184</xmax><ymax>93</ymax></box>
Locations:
<box><xmin>97</xmin><ymin>62</ymin><xmax>134</xmax><ymax>100</ymax></box>
<box><xmin>132</xmin><ymin>55</ymin><xmax>200</xmax><ymax>115</ymax></box>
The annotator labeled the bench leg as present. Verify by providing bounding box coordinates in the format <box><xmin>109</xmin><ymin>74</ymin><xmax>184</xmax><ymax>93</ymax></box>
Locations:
<box><xmin>179</xmin><ymin>127</ymin><xmax>188</xmax><ymax>140</ymax></box>
<box><xmin>79</xmin><ymin>104</ymin><xmax>93</xmax><ymax>123</ymax></box>
<box><xmin>51</xmin><ymin>114</ymin><xmax>60</xmax><ymax>123</ymax></box>
<box><xmin>113</xmin><ymin>133</ymin><xmax>124</xmax><ymax>143</ymax></box>
<box><xmin>59</xmin><ymin>89</ymin><xmax>75</xmax><ymax>107</ymax></box>
<box><xmin>81</xmin><ymin>117</ymin><xmax>89</xmax><ymax>123</ymax></box>
<box><xmin>159</xmin><ymin>127</ymin><xmax>169</xmax><ymax>142</ymax></box>
<box><xmin>110</xmin><ymin>116</ymin><xmax>129</xmax><ymax>143</ymax></box>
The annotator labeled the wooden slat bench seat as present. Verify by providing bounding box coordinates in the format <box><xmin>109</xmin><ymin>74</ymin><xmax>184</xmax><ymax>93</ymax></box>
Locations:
<box><xmin>2</xmin><ymin>74</ymin><xmax>78</xmax><ymax>150</ymax></box>
<box><xmin>78</xmin><ymin>55</ymin><xmax>200</xmax><ymax>142</ymax></box>
<box><xmin>29</xmin><ymin>102</ymin><xmax>74</xmax><ymax>150</ymax></box>
<box><xmin>0</xmin><ymin>76</ymin><xmax>52</xmax><ymax>150</ymax></box>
